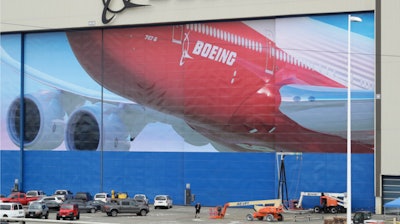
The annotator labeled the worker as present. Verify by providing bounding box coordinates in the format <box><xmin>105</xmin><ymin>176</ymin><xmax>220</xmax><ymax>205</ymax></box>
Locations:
<box><xmin>217</xmin><ymin>206</ymin><xmax>222</xmax><ymax>216</ymax></box>
<box><xmin>195</xmin><ymin>202</ymin><xmax>201</xmax><ymax>218</ymax></box>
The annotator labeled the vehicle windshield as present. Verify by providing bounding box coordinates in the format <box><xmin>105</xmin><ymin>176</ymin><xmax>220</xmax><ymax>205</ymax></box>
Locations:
<box><xmin>155</xmin><ymin>196</ymin><xmax>166</xmax><ymax>200</ymax></box>
<box><xmin>61</xmin><ymin>204</ymin><xmax>73</xmax><ymax>209</ymax></box>
<box><xmin>7</xmin><ymin>193</ymin><xmax>17</xmax><ymax>198</ymax></box>
<box><xmin>135</xmin><ymin>195</ymin><xmax>144</xmax><ymax>199</ymax></box>
<box><xmin>29</xmin><ymin>203</ymin><xmax>42</xmax><ymax>209</ymax></box>
<box><xmin>0</xmin><ymin>204</ymin><xmax>11</xmax><ymax>210</ymax></box>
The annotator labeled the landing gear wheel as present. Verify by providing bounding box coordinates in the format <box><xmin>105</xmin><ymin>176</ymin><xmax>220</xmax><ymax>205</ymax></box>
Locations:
<box><xmin>266</xmin><ymin>214</ymin><xmax>274</xmax><ymax>222</ymax></box>
<box><xmin>246</xmin><ymin>214</ymin><xmax>254</xmax><ymax>221</ymax></box>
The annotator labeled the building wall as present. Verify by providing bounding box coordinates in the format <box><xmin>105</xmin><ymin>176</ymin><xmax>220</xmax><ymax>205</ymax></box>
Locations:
<box><xmin>1</xmin><ymin>0</ymin><xmax>374</xmax><ymax>32</ymax></box>
<box><xmin>0</xmin><ymin>151</ymin><xmax>374</xmax><ymax>210</ymax></box>
<box><xmin>4</xmin><ymin>0</ymin><xmax>400</xmax><ymax>214</ymax></box>
<box><xmin>375</xmin><ymin>0</ymin><xmax>400</xmax><ymax>213</ymax></box>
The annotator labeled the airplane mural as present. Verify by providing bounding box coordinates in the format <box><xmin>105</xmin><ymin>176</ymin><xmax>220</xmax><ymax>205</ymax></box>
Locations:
<box><xmin>0</xmin><ymin>14</ymin><xmax>375</xmax><ymax>153</ymax></box>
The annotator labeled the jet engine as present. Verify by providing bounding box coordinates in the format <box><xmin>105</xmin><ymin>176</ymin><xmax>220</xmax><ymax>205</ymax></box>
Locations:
<box><xmin>65</xmin><ymin>103</ymin><xmax>134</xmax><ymax>151</ymax></box>
<box><xmin>6</xmin><ymin>91</ymin><xmax>65</xmax><ymax>149</ymax></box>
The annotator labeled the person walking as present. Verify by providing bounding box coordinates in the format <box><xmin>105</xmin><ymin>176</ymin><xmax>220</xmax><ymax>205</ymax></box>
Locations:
<box><xmin>195</xmin><ymin>202</ymin><xmax>201</xmax><ymax>218</ymax></box>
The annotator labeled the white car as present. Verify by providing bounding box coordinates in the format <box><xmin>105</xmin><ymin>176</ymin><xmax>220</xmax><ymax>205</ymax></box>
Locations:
<box><xmin>53</xmin><ymin>189</ymin><xmax>73</xmax><ymax>201</ymax></box>
<box><xmin>94</xmin><ymin>192</ymin><xmax>112</xmax><ymax>203</ymax></box>
<box><xmin>154</xmin><ymin>195</ymin><xmax>173</xmax><ymax>209</ymax></box>
<box><xmin>26</xmin><ymin>190</ymin><xmax>46</xmax><ymax>198</ymax></box>
<box><xmin>0</xmin><ymin>202</ymin><xmax>25</xmax><ymax>218</ymax></box>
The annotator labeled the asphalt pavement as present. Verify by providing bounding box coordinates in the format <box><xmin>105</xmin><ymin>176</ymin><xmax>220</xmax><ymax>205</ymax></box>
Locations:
<box><xmin>3</xmin><ymin>205</ymin><xmax>394</xmax><ymax>224</ymax></box>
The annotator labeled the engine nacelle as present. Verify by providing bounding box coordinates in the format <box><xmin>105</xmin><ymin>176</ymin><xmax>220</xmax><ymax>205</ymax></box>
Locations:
<box><xmin>6</xmin><ymin>91</ymin><xmax>65</xmax><ymax>149</ymax></box>
<box><xmin>65</xmin><ymin>103</ymin><xmax>131</xmax><ymax>151</ymax></box>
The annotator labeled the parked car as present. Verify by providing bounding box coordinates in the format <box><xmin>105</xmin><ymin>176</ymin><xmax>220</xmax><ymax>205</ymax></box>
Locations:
<box><xmin>74</xmin><ymin>192</ymin><xmax>92</xmax><ymax>202</ymax></box>
<box><xmin>134</xmin><ymin>194</ymin><xmax>149</xmax><ymax>205</ymax></box>
<box><xmin>353</xmin><ymin>211</ymin><xmax>372</xmax><ymax>224</ymax></box>
<box><xmin>25</xmin><ymin>202</ymin><xmax>49</xmax><ymax>219</ymax></box>
<box><xmin>63</xmin><ymin>199</ymin><xmax>97</xmax><ymax>213</ymax></box>
<box><xmin>56</xmin><ymin>203</ymin><xmax>80</xmax><ymax>220</ymax></box>
<box><xmin>30</xmin><ymin>195</ymin><xmax>64</xmax><ymax>209</ymax></box>
<box><xmin>53</xmin><ymin>189</ymin><xmax>73</xmax><ymax>201</ymax></box>
<box><xmin>1</xmin><ymin>192</ymin><xmax>39</xmax><ymax>205</ymax></box>
<box><xmin>87</xmin><ymin>200</ymin><xmax>105</xmax><ymax>212</ymax></box>
<box><xmin>102</xmin><ymin>199</ymin><xmax>149</xmax><ymax>217</ymax></box>
<box><xmin>94</xmin><ymin>192</ymin><xmax>112</xmax><ymax>203</ymax></box>
<box><xmin>0</xmin><ymin>202</ymin><xmax>25</xmax><ymax>218</ymax></box>
<box><xmin>26</xmin><ymin>190</ymin><xmax>46</xmax><ymax>198</ymax></box>
<box><xmin>154</xmin><ymin>195</ymin><xmax>173</xmax><ymax>209</ymax></box>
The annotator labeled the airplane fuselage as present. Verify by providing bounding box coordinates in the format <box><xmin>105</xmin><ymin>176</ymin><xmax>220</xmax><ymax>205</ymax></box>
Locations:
<box><xmin>66</xmin><ymin>21</ymin><xmax>373</xmax><ymax>153</ymax></box>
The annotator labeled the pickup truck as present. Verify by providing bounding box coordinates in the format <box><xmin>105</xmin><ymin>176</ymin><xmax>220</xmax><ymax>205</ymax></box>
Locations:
<box><xmin>1</xmin><ymin>192</ymin><xmax>39</xmax><ymax>205</ymax></box>
<box><xmin>102</xmin><ymin>199</ymin><xmax>149</xmax><ymax>217</ymax></box>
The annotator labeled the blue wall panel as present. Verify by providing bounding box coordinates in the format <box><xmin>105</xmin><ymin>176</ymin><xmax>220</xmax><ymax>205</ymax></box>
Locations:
<box><xmin>0</xmin><ymin>151</ymin><xmax>374</xmax><ymax>211</ymax></box>
<box><xmin>0</xmin><ymin>151</ymin><xmax>21</xmax><ymax>194</ymax></box>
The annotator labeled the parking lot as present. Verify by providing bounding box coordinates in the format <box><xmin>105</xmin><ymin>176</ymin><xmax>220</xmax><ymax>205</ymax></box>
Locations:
<box><xmin>4</xmin><ymin>206</ymin><xmax>393</xmax><ymax>224</ymax></box>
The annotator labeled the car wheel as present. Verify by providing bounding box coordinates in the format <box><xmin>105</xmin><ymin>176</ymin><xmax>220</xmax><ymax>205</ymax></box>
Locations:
<box><xmin>111</xmin><ymin>210</ymin><xmax>118</xmax><ymax>217</ymax></box>
<box><xmin>314</xmin><ymin>206</ymin><xmax>321</xmax><ymax>213</ymax></box>
<box><xmin>139</xmin><ymin>209</ymin><xmax>147</xmax><ymax>216</ymax></box>
<box><xmin>77</xmin><ymin>212</ymin><xmax>80</xmax><ymax>220</ymax></box>
<box><xmin>56</xmin><ymin>216</ymin><xmax>60</xmax><ymax>220</ymax></box>
<box><xmin>90</xmin><ymin>208</ymin><xmax>96</xmax><ymax>213</ymax></box>
<box><xmin>246</xmin><ymin>214</ymin><xmax>254</xmax><ymax>221</ymax></box>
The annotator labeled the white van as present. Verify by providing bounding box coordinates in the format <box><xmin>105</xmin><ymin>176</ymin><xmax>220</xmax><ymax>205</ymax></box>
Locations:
<box><xmin>0</xmin><ymin>202</ymin><xmax>25</xmax><ymax>218</ymax></box>
<box><xmin>154</xmin><ymin>195</ymin><xmax>173</xmax><ymax>209</ymax></box>
<box><xmin>94</xmin><ymin>193</ymin><xmax>111</xmax><ymax>203</ymax></box>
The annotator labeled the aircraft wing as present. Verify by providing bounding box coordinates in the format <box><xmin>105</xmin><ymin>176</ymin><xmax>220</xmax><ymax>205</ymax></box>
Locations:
<box><xmin>279</xmin><ymin>84</ymin><xmax>374</xmax><ymax>145</ymax></box>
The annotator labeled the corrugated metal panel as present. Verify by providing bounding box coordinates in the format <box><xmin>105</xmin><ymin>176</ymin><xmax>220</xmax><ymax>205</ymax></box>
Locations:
<box><xmin>382</xmin><ymin>176</ymin><xmax>400</xmax><ymax>206</ymax></box>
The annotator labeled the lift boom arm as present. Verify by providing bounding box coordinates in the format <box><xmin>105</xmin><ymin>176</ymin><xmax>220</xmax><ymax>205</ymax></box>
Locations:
<box><xmin>214</xmin><ymin>199</ymin><xmax>281</xmax><ymax>218</ymax></box>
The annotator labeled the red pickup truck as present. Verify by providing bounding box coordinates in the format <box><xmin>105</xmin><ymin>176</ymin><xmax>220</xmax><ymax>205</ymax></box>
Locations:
<box><xmin>1</xmin><ymin>192</ymin><xmax>39</xmax><ymax>205</ymax></box>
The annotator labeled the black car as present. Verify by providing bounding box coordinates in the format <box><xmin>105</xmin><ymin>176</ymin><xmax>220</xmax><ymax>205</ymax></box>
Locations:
<box><xmin>63</xmin><ymin>199</ymin><xmax>97</xmax><ymax>213</ymax></box>
<box><xmin>87</xmin><ymin>200</ymin><xmax>105</xmax><ymax>212</ymax></box>
<box><xmin>74</xmin><ymin>192</ymin><xmax>92</xmax><ymax>202</ymax></box>
<box><xmin>352</xmin><ymin>211</ymin><xmax>372</xmax><ymax>224</ymax></box>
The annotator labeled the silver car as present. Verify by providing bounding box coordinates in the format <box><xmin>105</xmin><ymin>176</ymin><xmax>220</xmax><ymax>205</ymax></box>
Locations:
<box><xmin>31</xmin><ymin>196</ymin><xmax>63</xmax><ymax>209</ymax></box>
<box><xmin>26</xmin><ymin>202</ymin><xmax>49</xmax><ymax>219</ymax></box>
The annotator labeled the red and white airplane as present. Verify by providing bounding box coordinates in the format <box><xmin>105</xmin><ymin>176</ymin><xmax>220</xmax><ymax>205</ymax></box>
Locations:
<box><xmin>66</xmin><ymin>19</ymin><xmax>374</xmax><ymax>153</ymax></box>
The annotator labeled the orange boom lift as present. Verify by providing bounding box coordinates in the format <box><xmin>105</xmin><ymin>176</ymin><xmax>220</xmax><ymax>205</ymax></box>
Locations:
<box><xmin>210</xmin><ymin>199</ymin><xmax>284</xmax><ymax>222</ymax></box>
